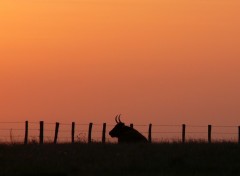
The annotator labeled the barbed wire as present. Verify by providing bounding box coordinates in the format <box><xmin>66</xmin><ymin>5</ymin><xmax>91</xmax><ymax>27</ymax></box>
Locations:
<box><xmin>187</xmin><ymin>125</ymin><xmax>208</xmax><ymax>128</ymax></box>
<box><xmin>75</xmin><ymin>123</ymin><xmax>90</xmax><ymax>126</ymax></box>
<box><xmin>152</xmin><ymin>132</ymin><xmax>181</xmax><ymax>134</ymax></box>
<box><xmin>153</xmin><ymin>124</ymin><xmax>181</xmax><ymax>127</ymax></box>
<box><xmin>44</xmin><ymin>122</ymin><xmax>56</xmax><ymax>125</ymax></box>
<box><xmin>0</xmin><ymin>122</ymin><xmax>24</xmax><ymax>124</ymax></box>
<box><xmin>186</xmin><ymin>132</ymin><xmax>208</xmax><ymax>134</ymax></box>
<box><xmin>60</xmin><ymin>123</ymin><xmax>72</xmax><ymax>126</ymax></box>
<box><xmin>212</xmin><ymin>132</ymin><xmax>238</xmax><ymax>135</ymax></box>
<box><xmin>1</xmin><ymin>121</ymin><xmax>237</xmax><ymax>126</ymax></box>
<box><xmin>0</xmin><ymin>121</ymin><xmax>239</xmax><ymax>143</ymax></box>
<box><xmin>212</xmin><ymin>125</ymin><xmax>238</xmax><ymax>128</ymax></box>
<box><xmin>28</xmin><ymin>122</ymin><xmax>40</xmax><ymax>124</ymax></box>
<box><xmin>0</xmin><ymin>128</ymin><xmax>25</xmax><ymax>131</ymax></box>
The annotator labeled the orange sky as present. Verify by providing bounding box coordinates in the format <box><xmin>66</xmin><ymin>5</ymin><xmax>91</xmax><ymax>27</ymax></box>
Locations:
<box><xmin>0</xmin><ymin>0</ymin><xmax>240</xmax><ymax>126</ymax></box>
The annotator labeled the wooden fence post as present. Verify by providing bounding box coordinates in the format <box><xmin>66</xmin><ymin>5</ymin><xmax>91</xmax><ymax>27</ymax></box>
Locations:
<box><xmin>88</xmin><ymin>123</ymin><xmax>93</xmax><ymax>143</ymax></box>
<box><xmin>102</xmin><ymin>123</ymin><xmax>106</xmax><ymax>143</ymax></box>
<box><xmin>24</xmin><ymin>121</ymin><xmax>28</xmax><ymax>144</ymax></box>
<box><xmin>54</xmin><ymin>122</ymin><xmax>59</xmax><ymax>144</ymax></box>
<box><xmin>40</xmin><ymin>121</ymin><xmax>44</xmax><ymax>144</ymax></box>
<box><xmin>130</xmin><ymin>123</ymin><xmax>133</xmax><ymax>128</ymax></box>
<box><xmin>208</xmin><ymin>125</ymin><xmax>212</xmax><ymax>143</ymax></box>
<box><xmin>182</xmin><ymin>124</ymin><xmax>186</xmax><ymax>143</ymax></box>
<box><xmin>238</xmin><ymin>126</ymin><xmax>240</xmax><ymax>144</ymax></box>
<box><xmin>148</xmin><ymin>123</ymin><xmax>152</xmax><ymax>143</ymax></box>
<box><xmin>72</xmin><ymin>122</ymin><xmax>75</xmax><ymax>144</ymax></box>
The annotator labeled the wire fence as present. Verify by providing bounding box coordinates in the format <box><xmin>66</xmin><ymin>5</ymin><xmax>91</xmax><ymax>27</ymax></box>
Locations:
<box><xmin>0</xmin><ymin>121</ymin><xmax>239</xmax><ymax>144</ymax></box>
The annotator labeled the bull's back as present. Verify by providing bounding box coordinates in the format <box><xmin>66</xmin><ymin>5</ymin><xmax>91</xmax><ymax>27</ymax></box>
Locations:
<box><xmin>118</xmin><ymin>127</ymin><xmax>148</xmax><ymax>143</ymax></box>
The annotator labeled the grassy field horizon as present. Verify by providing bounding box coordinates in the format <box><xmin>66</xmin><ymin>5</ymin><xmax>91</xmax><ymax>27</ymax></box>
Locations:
<box><xmin>0</xmin><ymin>142</ymin><xmax>239</xmax><ymax>176</ymax></box>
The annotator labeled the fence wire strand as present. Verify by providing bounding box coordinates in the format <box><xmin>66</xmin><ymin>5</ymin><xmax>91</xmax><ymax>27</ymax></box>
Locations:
<box><xmin>0</xmin><ymin>121</ymin><xmax>239</xmax><ymax>143</ymax></box>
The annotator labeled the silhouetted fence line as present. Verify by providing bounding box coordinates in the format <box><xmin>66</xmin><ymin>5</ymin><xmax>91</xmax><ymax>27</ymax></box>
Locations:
<box><xmin>54</xmin><ymin>122</ymin><xmax>59</xmax><ymax>144</ymax></box>
<box><xmin>239</xmin><ymin>126</ymin><xmax>240</xmax><ymax>144</ymax></box>
<box><xmin>24</xmin><ymin>121</ymin><xmax>28</xmax><ymax>144</ymax></box>
<box><xmin>0</xmin><ymin>121</ymin><xmax>240</xmax><ymax>144</ymax></box>
<box><xmin>182</xmin><ymin>124</ymin><xmax>186</xmax><ymax>143</ymax></box>
<box><xmin>71</xmin><ymin>122</ymin><xmax>75</xmax><ymax>143</ymax></box>
<box><xmin>148</xmin><ymin>124</ymin><xmax>152</xmax><ymax>143</ymax></box>
<box><xmin>88</xmin><ymin>123</ymin><xmax>93</xmax><ymax>143</ymax></box>
<box><xmin>102</xmin><ymin>123</ymin><xmax>106</xmax><ymax>143</ymax></box>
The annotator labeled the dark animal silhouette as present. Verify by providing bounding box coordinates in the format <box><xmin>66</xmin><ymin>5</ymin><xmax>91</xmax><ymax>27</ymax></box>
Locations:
<box><xmin>109</xmin><ymin>115</ymin><xmax>148</xmax><ymax>143</ymax></box>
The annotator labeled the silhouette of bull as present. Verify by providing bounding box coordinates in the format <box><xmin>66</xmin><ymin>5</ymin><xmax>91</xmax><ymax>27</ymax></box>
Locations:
<box><xmin>109</xmin><ymin>115</ymin><xmax>148</xmax><ymax>143</ymax></box>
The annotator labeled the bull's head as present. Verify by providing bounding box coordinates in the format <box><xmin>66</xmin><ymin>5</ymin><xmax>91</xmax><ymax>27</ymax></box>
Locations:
<box><xmin>109</xmin><ymin>114</ymin><xmax>125</xmax><ymax>137</ymax></box>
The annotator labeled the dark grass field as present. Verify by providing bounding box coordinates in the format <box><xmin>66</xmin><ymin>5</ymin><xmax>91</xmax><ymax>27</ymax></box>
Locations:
<box><xmin>0</xmin><ymin>142</ymin><xmax>240</xmax><ymax>176</ymax></box>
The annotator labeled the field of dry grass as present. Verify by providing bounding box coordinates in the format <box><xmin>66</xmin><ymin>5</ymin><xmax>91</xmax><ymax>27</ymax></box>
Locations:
<box><xmin>0</xmin><ymin>142</ymin><xmax>239</xmax><ymax>176</ymax></box>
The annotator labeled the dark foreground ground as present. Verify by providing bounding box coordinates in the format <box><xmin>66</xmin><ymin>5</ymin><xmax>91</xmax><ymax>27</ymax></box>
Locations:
<box><xmin>0</xmin><ymin>142</ymin><xmax>239</xmax><ymax>176</ymax></box>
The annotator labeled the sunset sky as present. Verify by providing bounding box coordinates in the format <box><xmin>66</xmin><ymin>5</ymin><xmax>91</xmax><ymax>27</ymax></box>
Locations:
<box><xmin>0</xmin><ymin>0</ymin><xmax>240</xmax><ymax>126</ymax></box>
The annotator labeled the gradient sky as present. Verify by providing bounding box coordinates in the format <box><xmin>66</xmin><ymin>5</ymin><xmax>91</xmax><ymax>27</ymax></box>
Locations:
<box><xmin>0</xmin><ymin>0</ymin><xmax>240</xmax><ymax>126</ymax></box>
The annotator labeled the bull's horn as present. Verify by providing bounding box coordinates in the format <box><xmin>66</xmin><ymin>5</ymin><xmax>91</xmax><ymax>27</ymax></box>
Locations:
<box><xmin>118</xmin><ymin>114</ymin><xmax>122</xmax><ymax>123</ymax></box>
<box><xmin>115</xmin><ymin>115</ymin><xmax>119</xmax><ymax>123</ymax></box>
